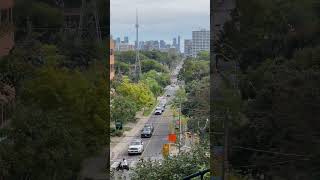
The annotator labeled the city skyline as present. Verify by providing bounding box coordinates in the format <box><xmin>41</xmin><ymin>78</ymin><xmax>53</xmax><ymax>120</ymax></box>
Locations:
<box><xmin>111</xmin><ymin>0</ymin><xmax>210</xmax><ymax>52</ymax></box>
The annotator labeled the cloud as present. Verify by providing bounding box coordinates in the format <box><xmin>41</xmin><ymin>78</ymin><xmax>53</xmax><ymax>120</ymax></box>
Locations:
<box><xmin>111</xmin><ymin>0</ymin><xmax>210</xmax><ymax>42</ymax></box>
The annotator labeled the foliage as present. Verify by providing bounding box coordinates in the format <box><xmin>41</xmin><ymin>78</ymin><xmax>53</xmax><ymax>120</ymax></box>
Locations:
<box><xmin>178</xmin><ymin>59</ymin><xmax>209</xmax><ymax>84</ymax></box>
<box><xmin>142</xmin><ymin>70</ymin><xmax>170</xmax><ymax>88</ymax></box>
<box><xmin>131</xmin><ymin>143</ymin><xmax>210</xmax><ymax>180</ymax></box>
<box><xmin>0</xmin><ymin>65</ymin><xmax>108</xmax><ymax>180</ymax></box>
<box><xmin>196</xmin><ymin>51</ymin><xmax>210</xmax><ymax>61</ymax></box>
<box><xmin>111</xmin><ymin>95</ymin><xmax>139</xmax><ymax>123</ymax></box>
<box><xmin>116</xmin><ymin>77</ymin><xmax>155</xmax><ymax>109</ymax></box>
<box><xmin>218</xmin><ymin>0</ymin><xmax>320</xmax><ymax>178</ymax></box>
<box><xmin>141</xmin><ymin>59</ymin><xmax>169</xmax><ymax>73</ymax></box>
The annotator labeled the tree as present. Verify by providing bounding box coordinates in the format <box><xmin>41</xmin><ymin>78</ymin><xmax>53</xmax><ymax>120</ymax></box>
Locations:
<box><xmin>116</xmin><ymin>77</ymin><xmax>155</xmax><ymax>109</ymax></box>
<box><xmin>111</xmin><ymin>95</ymin><xmax>139</xmax><ymax>124</ymax></box>
<box><xmin>142</xmin><ymin>70</ymin><xmax>170</xmax><ymax>88</ymax></box>
<box><xmin>130</xmin><ymin>143</ymin><xmax>210</xmax><ymax>180</ymax></box>
<box><xmin>141</xmin><ymin>59</ymin><xmax>169</xmax><ymax>73</ymax></box>
<box><xmin>0</xmin><ymin>65</ymin><xmax>108</xmax><ymax>180</ymax></box>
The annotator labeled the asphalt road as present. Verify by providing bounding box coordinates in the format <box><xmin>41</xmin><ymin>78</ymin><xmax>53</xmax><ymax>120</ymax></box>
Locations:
<box><xmin>114</xmin><ymin>62</ymin><xmax>182</xmax><ymax>162</ymax></box>
<box><xmin>112</xmin><ymin>62</ymin><xmax>183</xmax><ymax>179</ymax></box>
<box><xmin>115</xmin><ymin>84</ymin><xmax>177</xmax><ymax>162</ymax></box>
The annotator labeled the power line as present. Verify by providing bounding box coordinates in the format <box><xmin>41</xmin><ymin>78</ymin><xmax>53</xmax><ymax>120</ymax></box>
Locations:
<box><xmin>232</xmin><ymin>146</ymin><xmax>312</xmax><ymax>157</ymax></box>
<box><xmin>234</xmin><ymin>159</ymin><xmax>310</xmax><ymax>168</ymax></box>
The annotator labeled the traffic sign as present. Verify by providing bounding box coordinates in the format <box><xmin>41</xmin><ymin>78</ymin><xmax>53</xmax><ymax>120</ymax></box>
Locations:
<box><xmin>168</xmin><ymin>134</ymin><xmax>177</xmax><ymax>143</ymax></box>
<box><xmin>162</xmin><ymin>144</ymin><xmax>170</xmax><ymax>158</ymax></box>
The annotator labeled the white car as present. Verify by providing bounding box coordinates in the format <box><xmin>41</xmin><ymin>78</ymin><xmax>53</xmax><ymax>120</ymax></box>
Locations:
<box><xmin>155</xmin><ymin>108</ymin><xmax>162</xmax><ymax>115</ymax></box>
<box><xmin>128</xmin><ymin>139</ymin><xmax>144</xmax><ymax>155</ymax></box>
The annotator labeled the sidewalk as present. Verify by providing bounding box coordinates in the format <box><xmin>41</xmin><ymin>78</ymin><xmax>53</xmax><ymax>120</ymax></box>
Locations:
<box><xmin>110</xmin><ymin>110</ymin><xmax>153</xmax><ymax>161</ymax></box>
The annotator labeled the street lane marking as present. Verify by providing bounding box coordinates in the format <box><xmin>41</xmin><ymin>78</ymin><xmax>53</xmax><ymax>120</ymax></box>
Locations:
<box><xmin>141</xmin><ymin>111</ymin><xmax>167</xmax><ymax>157</ymax></box>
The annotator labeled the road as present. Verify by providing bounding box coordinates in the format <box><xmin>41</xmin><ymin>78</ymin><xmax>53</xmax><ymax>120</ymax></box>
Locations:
<box><xmin>111</xmin><ymin>61</ymin><xmax>183</xmax><ymax>179</ymax></box>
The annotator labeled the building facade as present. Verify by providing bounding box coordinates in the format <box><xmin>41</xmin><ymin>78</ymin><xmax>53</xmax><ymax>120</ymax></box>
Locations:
<box><xmin>124</xmin><ymin>36</ymin><xmax>129</xmax><ymax>43</ymax></box>
<box><xmin>173</xmin><ymin>38</ymin><xmax>177</xmax><ymax>48</ymax></box>
<box><xmin>160</xmin><ymin>40</ymin><xmax>166</xmax><ymax>49</ymax></box>
<box><xmin>184</xmin><ymin>39</ymin><xmax>192</xmax><ymax>57</ymax></box>
<box><xmin>118</xmin><ymin>43</ymin><xmax>135</xmax><ymax>51</ymax></box>
<box><xmin>192</xmin><ymin>29</ymin><xmax>210</xmax><ymax>57</ymax></box>
<box><xmin>110</xmin><ymin>39</ymin><xmax>115</xmax><ymax>80</ymax></box>
<box><xmin>0</xmin><ymin>0</ymin><xmax>14</xmax><ymax>58</ymax></box>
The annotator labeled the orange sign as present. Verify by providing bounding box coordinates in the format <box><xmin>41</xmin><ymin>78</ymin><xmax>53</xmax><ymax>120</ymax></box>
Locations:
<box><xmin>168</xmin><ymin>133</ymin><xmax>177</xmax><ymax>143</ymax></box>
<box><xmin>162</xmin><ymin>144</ymin><xmax>170</xmax><ymax>157</ymax></box>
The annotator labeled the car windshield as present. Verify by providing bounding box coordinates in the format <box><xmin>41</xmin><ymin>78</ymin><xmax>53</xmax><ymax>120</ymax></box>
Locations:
<box><xmin>130</xmin><ymin>141</ymin><xmax>141</xmax><ymax>145</ymax></box>
<box><xmin>156</xmin><ymin>107</ymin><xmax>162</xmax><ymax>110</ymax></box>
<box><xmin>143</xmin><ymin>127</ymin><xmax>151</xmax><ymax>131</ymax></box>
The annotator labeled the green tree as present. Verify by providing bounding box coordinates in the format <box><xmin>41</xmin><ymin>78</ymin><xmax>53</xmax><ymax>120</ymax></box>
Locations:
<box><xmin>130</xmin><ymin>143</ymin><xmax>210</xmax><ymax>180</ymax></box>
<box><xmin>0</xmin><ymin>65</ymin><xmax>108</xmax><ymax>180</ymax></box>
<box><xmin>111</xmin><ymin>95</ymin><xmax>139</xmax><ymax>124</ymax></box>
<box><xmin>116</xmin><ymin>77</ymin><xmax>155</xmax><ymax>109</ymax></box>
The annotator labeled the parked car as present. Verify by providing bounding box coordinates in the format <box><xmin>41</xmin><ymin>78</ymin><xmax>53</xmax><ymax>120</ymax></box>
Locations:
<box><xmin>141</xmin><ymin>127</ymin><xmax>152</xmax><ymax>138</ymax></box>
<box><xmin>128</xmin><ymin>139</ymin><xmax>144</xmax><ymax>155</ymax></box>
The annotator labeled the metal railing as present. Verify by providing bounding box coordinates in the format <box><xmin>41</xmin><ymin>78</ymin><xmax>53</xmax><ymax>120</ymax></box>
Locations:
<box><xmin>183</xmin><ymin>169</ymin><xmax>210</xmax><ymax>180</ymax></box>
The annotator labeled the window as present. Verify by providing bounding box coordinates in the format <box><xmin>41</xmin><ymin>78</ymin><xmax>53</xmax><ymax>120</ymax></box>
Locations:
<box><xmin>110</xmin><ymin>49</ymin><xmax>114</xmax><ymax>55</ymax></box>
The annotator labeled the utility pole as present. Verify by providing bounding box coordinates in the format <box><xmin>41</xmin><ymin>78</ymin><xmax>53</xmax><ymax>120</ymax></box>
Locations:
<box><xmin>134</xmin><ymin>9</ymin><xmax>141</xmax><ymax>82</ymax></box>
<box><xmin>179</xmin><ymin>100</ymin><xmax>182</xmax><ymax>151</ymax></box>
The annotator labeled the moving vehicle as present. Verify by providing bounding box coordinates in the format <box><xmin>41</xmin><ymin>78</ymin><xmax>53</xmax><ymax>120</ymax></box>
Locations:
<box><xmin>141</xmin><ymin>127</ymin><xmax>153</xmax><ymax>138</ymax></box>
<box><xmin>115</xmin><ymin>162</ymin><xmax>129</xmax><ymax>171</ymax></box>
<box><xmin>128</xmin><ymin>139</ymin><xmax>144</xmax><ymax>155</ymax></box>
<box><xmin>154</xmin><ymin>109</ymin><xmax>162</xmax><ymax>115</ymax></box>
<box><xmin>144</xmin><ymin>123</ymin><xmax>154</xmax><ymax>132</ymax></box>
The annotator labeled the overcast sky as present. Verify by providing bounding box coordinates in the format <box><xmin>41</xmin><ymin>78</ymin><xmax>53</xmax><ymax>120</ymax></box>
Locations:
<box><xmin>111</xmin><ymin>0</ymin><xmax>210</xmax><ymax>51</ymax></box>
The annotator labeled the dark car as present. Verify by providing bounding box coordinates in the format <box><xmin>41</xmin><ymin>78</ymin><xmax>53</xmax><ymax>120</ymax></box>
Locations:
<box><xmin>141</xmin><ymin>127</ymin><xmax>152</xmax><ymax>138</ymax></box>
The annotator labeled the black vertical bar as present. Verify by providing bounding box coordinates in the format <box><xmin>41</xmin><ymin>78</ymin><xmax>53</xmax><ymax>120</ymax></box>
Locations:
<box><xmin>106</xmin><ymin>0</ymin><xmax>111</xmax><ymax>179</ymax></box>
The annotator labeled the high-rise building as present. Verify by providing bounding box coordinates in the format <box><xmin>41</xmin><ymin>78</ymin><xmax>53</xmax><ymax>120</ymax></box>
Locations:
<box><xmin>116</xmin><ymin>37</ymin><xmax>121</xmax><ymax>44</ymax></box>
<box><xmin>139</xmin><ymin>41</ymin><xmax>144</xmax><ymax>50</ymax></box>
<box><xmin>110</xmin><ymin>39</ymin><xmax>115</xmax><ymax>80</ymax></box>
<box><xmin>173</xmin><ymin>38</ymin><xmax>177</xmax><ymax>48</ymax></box>
<box><xmin>177</xmin><ymin>36</ymin><xmax>181</xmax><ymax>52</ymax></box>
<box><xmin>124</xmin><ymin>36</ymin><xmax>129</xmax><ymax>43</ymax></box>
<box><xmin>160</xmin><ymin>40</ymin><xmax>166</xmax><ymax>49</ymax></box>
<box><xmin>115</xmin><ymin>37</ymin><xmax>121</xmax><ymax>51</ymax></box>
<box><xmin>152</xmin><ymin>40</ymin><xmax>159</xmax><ymax>50</ymax></box>
<box><xmin>184</xmin><ymin>39</ymin><xmax>192</xmax><ymax>57</ymax></box>
<box><xmin>192</xmin><ymin>29</ymin><xmax>210</xmax><ymax>57</ymax></box>
<box><xmin>119</xmin><ymin>44</ymin><xmax>135</xmax><ymax>51</ymax></box>
<box><xmin>0</xmin><ymin>0</ymin><xmax>14</xmax><ymax>58</ymax></box>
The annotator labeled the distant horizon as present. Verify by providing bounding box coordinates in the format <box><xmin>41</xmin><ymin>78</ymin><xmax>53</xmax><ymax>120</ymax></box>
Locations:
<box><xmin>111</xmin><ymin>0</ymin><xmax>210</xmax><ymax>52</ymax></box>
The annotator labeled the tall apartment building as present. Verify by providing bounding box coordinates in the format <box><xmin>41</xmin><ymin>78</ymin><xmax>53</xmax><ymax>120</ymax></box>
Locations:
<box><xmin>110</xmin><ymin>39</ymin><xmax>115</xmax><ymax>80</ymax></box>
<box><xmin>118</xmin><ymin>43</ymin><xmax>135</xmax><ymax>51</ymax></box>
<box><xmin>0</xmin><ymin>0</ymin><xmax>14</xmax><ymax>58</ymax></box>
<box><xmin>139</xmin><ymin>41</ymin><xmax>144</xmax><ymax>49</ymax></box>
<box><xmin>160</xmin><ymin>40</ymin><xmax>166</xmax><ymax>49</ymax></box>
<box><xmin>192</xmin><ymin>29</ymin><xmax>210</xmax><ymax>57</ymax></box>
<box><xmin>124</xmin><ymin>36</ymin><xmax>129</xmax><ymax>43</ymax></box>
<box><xmin>152</xmin><ymin>40</ymin><xmax>159</xmax><ymax>50</ymax></box>
<box><xmin>173</xmin><ymin>38</ymin><xmax>177</xmax><ymax>48</ymax></box>
<box><xmin>184</xmin><ymin>39</ymin><xmax>192</xmax><ymax>57</ymax></box>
